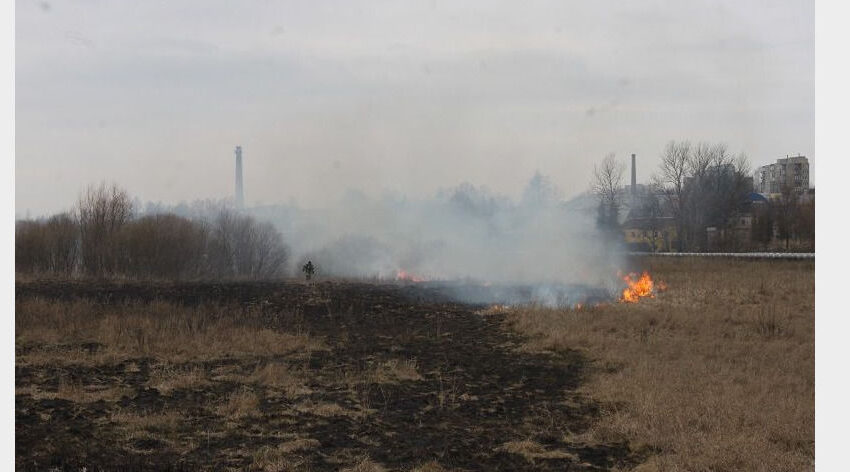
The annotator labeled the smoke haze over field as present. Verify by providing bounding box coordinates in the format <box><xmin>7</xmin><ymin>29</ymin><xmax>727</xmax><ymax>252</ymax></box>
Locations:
<box><xmin>247</xmin><ymin>174</ymin><xmax>618</xmax><ymax>287</ymax></box>
<box><xmin>15</xmin><ymin>1</ymin><xmax>813</xmax><ymax>299</ymax></box>
<box><xmin>16</xmin><ymin>1</ymin><xmax>813</xmax><ymax>217</ymax></box>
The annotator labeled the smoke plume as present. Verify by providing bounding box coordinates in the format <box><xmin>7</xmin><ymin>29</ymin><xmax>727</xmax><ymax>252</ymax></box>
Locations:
<box><xmin>248</xmin><ymin>172</ymin><xmax>623</xmax><ymax>306</ymax></box>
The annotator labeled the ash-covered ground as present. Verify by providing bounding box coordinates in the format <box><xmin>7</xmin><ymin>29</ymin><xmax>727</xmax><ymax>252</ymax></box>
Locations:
<box><xmin>16</xmin><ymin>280</ymin><xmax>642</xmax><ymax>471</ymax></box>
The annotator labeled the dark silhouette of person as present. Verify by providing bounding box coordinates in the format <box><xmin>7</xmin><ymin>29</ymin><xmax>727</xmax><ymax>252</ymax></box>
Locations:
<box><xmin>302</xmin><ymin>260</ymin><xmax>315</xmax><ymax>281</ymax></box>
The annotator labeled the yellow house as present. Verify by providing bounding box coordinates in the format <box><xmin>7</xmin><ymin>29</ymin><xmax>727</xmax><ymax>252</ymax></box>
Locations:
<box><xmin>622</xmin><ymin>217</ymin><xmax>678</xmax><ymax>252</ymax></box>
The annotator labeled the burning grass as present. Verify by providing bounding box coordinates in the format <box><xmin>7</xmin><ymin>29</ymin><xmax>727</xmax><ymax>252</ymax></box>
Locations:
<box><xmin>15</xmin><ymin>279</ymin><xmax>653</xmax><ymax>469</ymax></box>
<box><xmin>619</xmin><ymin>271</ymin><xmax>661</xmax><ymax>303</ymax></box>
<box><xmin>505</xmin><ymin>257</ymin><xmax>814</xmax><ymax>471</ymax></box>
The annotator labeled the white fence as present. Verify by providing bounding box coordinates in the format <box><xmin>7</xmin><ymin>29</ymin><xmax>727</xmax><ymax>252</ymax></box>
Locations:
<box><xmin>627</xmin><ymin>252</ymin><xmax>814</xmax><ymax>260</ymax></box>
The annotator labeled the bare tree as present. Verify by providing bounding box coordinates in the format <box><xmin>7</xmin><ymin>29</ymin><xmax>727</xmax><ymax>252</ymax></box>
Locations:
<box><xmin>654</xmin><ymin>140</ymin><xmax>753</xmax><ymax>251</ymax></box>
<box><xmin>43</xmin><ymin>213</ymin><xmax>79</xmax><ymax>275</ymax></box>
<box><xmin>207</xmin><ymin>208</ymin><xmax>289</xmax><ymax>279</ymax></box>
<box><xmin>76</xmin><ymin>182</ymin><xmax>133</xmax><ymax>276</ymax></box>
<box><xmin>659</xmin><ymin>141</ymin><xmax>691</xmax><ymax>199</ymax></box>
<box><xmin>17</xmin><ymin>184</ymin><xmax>292</xmax><ymax>280</ymax></box>
<box><xmin>592</xmin><ymin>153</ymin><xmax>625</xmax><ymax>233</ymax></box>
<box><xmin>657</xmin><ymin>141</ymin><xmax>691</xmax><ymax>250</ymax></box>
<box><xmin>244</xmin><ymin>221</ymin><xmax>289</xmax><ymax>278</ymax></box>
<box><xmin>797</xmin><ymin>197</ymin><xmax>815</xmax><ymax>250</ymax></box>
<box><xmin>15</xmin><ymin>220</ymin><xmax>46</xmax><ymax>275</ymax></box>
<box><xmin>117</xmin><ymin>214</ymin><xmax>209</xmax><ymax>279</ymax></box>
<box><xmin>774</xmin><ymin>184</ymin><xmax>801</xmax><ymax>250</ymax></box>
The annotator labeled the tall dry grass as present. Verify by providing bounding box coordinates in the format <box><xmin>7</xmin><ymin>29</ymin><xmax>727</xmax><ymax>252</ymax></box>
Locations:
<box><xmin>505</xmin><ymin>258</ymin><xmax>814</xmax><ymax>472</ymax></box>
<box><xmin>16</xmin><ymin>299</ymin><xmax>324</xmax><ymax>364</ymax></box>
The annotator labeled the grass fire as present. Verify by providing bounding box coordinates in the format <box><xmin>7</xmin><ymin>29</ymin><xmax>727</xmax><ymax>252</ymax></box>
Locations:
<box><xmin>15</xmin><ymin>256</ymin><xmax>813</xmax><ymax>471</ymax></box>
<box><xmin>14</xmin><ymin>1</ymin><xmax>816</xmax><ymax>466</ymax></box>
<box><xmin>619</xmin><ymin>271</ymin><xmax>661</xmax><ymax>303</ymax></box>
<box><xmin>396</xmin><ymin>269</ymin><xmax>426</xmax><ymax>283</ymax></box>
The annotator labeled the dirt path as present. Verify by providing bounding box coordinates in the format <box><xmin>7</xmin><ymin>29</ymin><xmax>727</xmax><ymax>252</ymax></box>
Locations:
<box><xmin>16</xmin><ymin>281</ymin><xmax>638</xmax><ymax>471</ymax></box>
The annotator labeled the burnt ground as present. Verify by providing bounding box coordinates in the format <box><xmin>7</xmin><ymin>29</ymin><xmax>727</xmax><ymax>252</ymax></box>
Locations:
<box><xmin>16</xmin><ymin>280</ymin><xmax>643</xmax><ymax>471</ymax></box>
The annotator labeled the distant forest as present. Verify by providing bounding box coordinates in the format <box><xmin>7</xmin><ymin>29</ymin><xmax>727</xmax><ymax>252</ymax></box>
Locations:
<box><xmin>16</xmin><ymin>183</ymin><xmax>289</xmax><ymax>279</ymax></box>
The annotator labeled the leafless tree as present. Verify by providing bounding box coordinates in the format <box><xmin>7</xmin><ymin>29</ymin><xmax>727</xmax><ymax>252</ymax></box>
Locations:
<box><xmin>15</xmin><ymin>213</ymin><xmax>80</xmax><ymax>276</ymax></box>
<box><xmin>659</xmin><ymin>141</ymin><xmax>691</xmax><ymax>199</ymax></box>
<box><xmin>117</xmin><ymin>214</ymin><xmax>209</xmax><ymax>279</ymax></box>
<box><xmin>797</xmin><ymin>197</ymin><xmax>815</xmax><ymax>250</ymax></box>
<box><xmin>207</xmin><ymin>208</ymin><xmax>289</xmax><ymax>279</ymax></box>
<box><xmin>244</xmin><ymin>221</ymin><xmax>289</xmax><ymax>278</ymax></box>
<box><xmin>76</xmin><ymin>182</ymin><xmax>133</xmax><ymax>276</ymax></box>
<box><xmin>654</xmin><ymin>141</ymin><xmax>753</xmax><ymax>251</ymax></box>
<box><xmin>15</xmin><ymin>220</ymin><xmax>46</xmax><ymax>275</ymax></box>
<box><xmin>43</xmin><ymin>213</ymin><xmax>79</xmax><ymax>274</ymax></box>
<box><xmin>656</xmin><ymin>141</ymin><xmax>691</xmax><ymax>250</ymax></box>
<box><xmin>592</xmin><ymin>153</ymin><xmax>625</xmax><ymax>232</ymax></box>
<box><xmin>774</xmin><ymin>184</ymin><xmax>802</xmax><ymax>250</ymax></box>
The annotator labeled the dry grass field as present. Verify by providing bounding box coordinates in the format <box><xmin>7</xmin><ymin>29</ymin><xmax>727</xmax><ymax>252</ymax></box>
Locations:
<box><xmin>505</xmin><ymin>257</ymin><xmax>814</xmax><ymax>472</ymax></box>
<box><xmin>16</xmin><ymin>280</ymin><xmax>642</xmax><ymax>471</ymax></box>
<box><xmin>15</xmin><ymin>258</ymin><xmax>813</xmax><ymax>471</ymax></box>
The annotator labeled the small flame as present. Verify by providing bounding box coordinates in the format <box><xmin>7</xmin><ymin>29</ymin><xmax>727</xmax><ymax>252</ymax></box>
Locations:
<box><xmin>396</xmin><ymin>270</ymin><xmax>426</xmax><ymax>283</ymax></box>
<box><xmin>620</xmin><ymin>271</ymin><xmax>657</xmax><ymax>303</ymax></box>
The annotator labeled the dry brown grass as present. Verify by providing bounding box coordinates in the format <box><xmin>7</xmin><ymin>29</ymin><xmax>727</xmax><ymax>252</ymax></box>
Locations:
<box><xmin>340</xmin><ymin>457</ymin><xmax>388</xmax><ymax>472</ymax></box>
<box><xmin>251</xmin><ymin>438</ymin><xmax>320</xmax><ymax>471</ymax></box>
<box><xmin>375</xmin><ymin>358</ymin><xmax>423</xmax><ymax>382</ymax></box>
<box><xmin>16</xmin><ymin>381</ymin><xmax>133</xmax><ymax>403</ymax></box>
<box><xmin>336</xmin><ymin>358</ymin><xmax>423</xmax><ymax>389</ymax></box>
<box><xmin>248</xmin><ymin>362</ymin><xmax>313</xmax><ymax>398</ymax></box>
<box><xmin>408</xmin><ymin>461</ymin><xmax>449</xmax><ymax>472</ymax></box>
<box><xmin>147</xmin><ymin>366</ymin><xmax>210</xmax><ymax>394</ymax></box>
<box><xmin>293</xmin><ymin>400</ymin><xmax>370</xmax><ymax>419</ymax></box>
<box><xmin>216</xmin><ymin>387</ymin><xmax>262</xmax><ymax>419</ymax></box>
<box><xmin>15</xmin><ymin>294</ymin><xmax>397</xmax><ymax>469</ymax></box>
<box><xmin>496</xmin><ymin>439</ymin><xmax>577</xmax><ymax>463</ymax></box>
<box><xmin>505</xmin><ymin>258</ymin><xmax>814</xmax><ymax>472</ymax></box>
<box><xmin>15</xmin><ymin>299</ymin><xmax>324</xmax><ymax>365</ymax></box>
<box><xmin>110</xmin><ymin>410</ymin><xmax>185</xmax><ymax>433</ymax></box>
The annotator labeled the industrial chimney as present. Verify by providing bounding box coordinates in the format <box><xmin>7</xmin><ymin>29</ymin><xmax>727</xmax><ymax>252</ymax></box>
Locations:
<box><xmin>631</xmin><ymin>153</ymin><xmax>636</xmax><ymax>201</ymax></box>
<box><xmin>235</xmin><ymin>146</ymin><xmax>244</xmax><ymax>209</ymax></box>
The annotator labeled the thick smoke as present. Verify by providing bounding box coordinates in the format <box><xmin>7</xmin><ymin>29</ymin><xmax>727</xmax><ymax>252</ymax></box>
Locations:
<box><xmin>249</xmin><ymin>172</ymin><xmax>624</xmax><ymax>306</ymax></box>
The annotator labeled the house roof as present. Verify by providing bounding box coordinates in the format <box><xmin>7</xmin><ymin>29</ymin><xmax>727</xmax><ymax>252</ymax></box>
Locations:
<box><xmin>748</xmin><ymin>192</ymin><xmax>768</xmax><ymax>202</ymax></box>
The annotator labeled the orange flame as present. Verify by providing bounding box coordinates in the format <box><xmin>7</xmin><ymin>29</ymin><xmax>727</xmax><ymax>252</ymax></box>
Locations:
<box><xmin>396</xmin><ymin>270</ymin><xmax>425</xmax><ymax>283</ymax></box>
<box><xmin>620</xmin><ymin>271</ymin><xmax>657</xmax><ymax>303</ymax></box>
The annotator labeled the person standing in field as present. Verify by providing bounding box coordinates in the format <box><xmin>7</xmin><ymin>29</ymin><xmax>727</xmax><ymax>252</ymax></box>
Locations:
<box><xmin>302</xmin><ymin>260</ymin><xmax>315</xmax><ymax>281</ymax></box>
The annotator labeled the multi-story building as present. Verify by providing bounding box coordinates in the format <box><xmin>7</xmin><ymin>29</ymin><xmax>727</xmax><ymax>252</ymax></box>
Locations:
<box><xmin>754</xmin><ymin>155</ymin><xmax>809</xmax><ymax>195</ymax></box>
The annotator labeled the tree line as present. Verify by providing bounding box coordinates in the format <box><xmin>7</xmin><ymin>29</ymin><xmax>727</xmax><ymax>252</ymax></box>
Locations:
<box><xmin>592</xmin><ymin>140</ymin><xmax>814</xmax><ymax>252</ymax></box>
<box><xmin>16</xmin><ymin>183</ymin><xmax>289</xmax><ymax>279</ymax></box>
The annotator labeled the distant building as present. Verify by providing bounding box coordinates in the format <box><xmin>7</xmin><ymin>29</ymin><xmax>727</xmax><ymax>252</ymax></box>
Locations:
<box><xmin>754</xmin><ymin>155</ymin><xmax>809</xmax><ymax>195</ymax></box>
<box><xmin>705</xmin><ymin>193</ymin><xmax>770</xmax><ymax>251</ymax></box>
<box><xmin>622</xmin><ymin>217</ymin><xmax>678</xmax><ymax>252</ymax></box>
<box><xmin>706</xmin><ymin>214</ymin><xmax>754</xmax><ymax>251</ymax></box>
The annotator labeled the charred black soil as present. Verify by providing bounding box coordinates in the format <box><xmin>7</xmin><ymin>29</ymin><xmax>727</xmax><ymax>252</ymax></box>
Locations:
<box><xmin>16</xmin><ymin>280</ymin><xmax>640</xmax><ymax>471</ymax></box>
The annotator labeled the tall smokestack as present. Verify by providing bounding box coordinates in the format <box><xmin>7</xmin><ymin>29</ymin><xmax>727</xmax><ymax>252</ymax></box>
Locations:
<box><xmin>235</xmin><ymin>146</ymin><xmax>244</xmax><ymax>209</ymax></box>
<box><xmin>631</xmin><ymin>153</ymin><xmax>636</xmax><ymax>200</ymax></box>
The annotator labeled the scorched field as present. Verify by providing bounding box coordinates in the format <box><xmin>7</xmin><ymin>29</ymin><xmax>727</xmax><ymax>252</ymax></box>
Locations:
<box><xmin>14</xmin><ymin>256</ymin><xmax>814</xmax><ymax>471</ymax></box>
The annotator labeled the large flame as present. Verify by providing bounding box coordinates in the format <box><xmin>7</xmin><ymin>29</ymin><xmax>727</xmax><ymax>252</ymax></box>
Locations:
<box><xmin>396</xmin><ymin>269</ymin><xmax>426</xmax><ymax>283</ymax></box>
<box><xmin>620</xmin><ymin>271</ymin><xmax>658</xmax><ymax>303</ymax></box>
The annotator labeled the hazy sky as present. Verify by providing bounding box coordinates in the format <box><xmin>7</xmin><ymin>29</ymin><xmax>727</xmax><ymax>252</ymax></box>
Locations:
<box><xmin>16</xmin><ymin>0</ymin><xmax>814</xmax><ymax>216</ymax></box>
